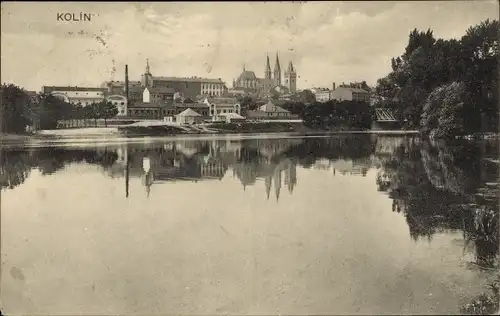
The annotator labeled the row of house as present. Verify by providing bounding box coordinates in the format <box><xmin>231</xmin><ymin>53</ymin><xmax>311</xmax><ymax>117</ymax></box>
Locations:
<box><xmin>164</xmin><ymin>99</ymin><xmax>295</xmax><ymax>125</ymax></box>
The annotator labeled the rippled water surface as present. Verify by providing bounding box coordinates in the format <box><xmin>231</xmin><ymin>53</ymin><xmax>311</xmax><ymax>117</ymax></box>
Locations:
<box><xmin>1</xmin><ymin>135</ymin><xmax>498</xmax><ymax>314</ymax></box>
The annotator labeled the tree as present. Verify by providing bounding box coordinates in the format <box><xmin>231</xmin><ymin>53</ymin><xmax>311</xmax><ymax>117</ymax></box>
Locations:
<box><xmin>297</xmin><ymin>89</ymin><xmax>316</xmax><ymax>104</ymax></box>
<box><xmin>374</xmin><ymin>19</ymin><xmax>499</xmax><ymax>137</ymax></box>
<box><xmin>237</xmin><ymin>95</ymin><xmax>257</xmax><ymax>110</ymax></box>
<box><xmin>0</xmin><ymin>84</ymin><xmax>32</xmax><ymax>133</ymax></box>
<box><xmin>32</xmin><ymin>93</ymin><xmax>72</xmax><ymax>130</ymax></box>
<box><xmin>87</xmin><ymin>102</ymin><xmax>101</xmax><ymax>127</ymax></box>
<box><xmin>98</xmin><ymin>101</ymin><xmax>118</xmax><ymax>127</ymax></box>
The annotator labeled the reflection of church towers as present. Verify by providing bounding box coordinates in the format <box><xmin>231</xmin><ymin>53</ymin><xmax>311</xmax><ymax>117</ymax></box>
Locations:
<box><xmin>262</xmin><ymin>159</ymin><xmax>297</xmax><ymax>202</ymax></box>
<box><xmin>274</xmin><ymin>169</ymin><xmax>282</xmax><ymax>201</ymax></box>
<box><xmin>142</xmin><ymin>157</ymin><xmax>153</xmax><ymax>198</ymax></box>
<box><xmin>265</xmin><ymin>175</ymin><xmax>272</xmax><ymax>200</ymax></box>
<box><xmin>284</xmin><ymin>160</ymin><xmax>297</xmax><ymax>193</ymax></box>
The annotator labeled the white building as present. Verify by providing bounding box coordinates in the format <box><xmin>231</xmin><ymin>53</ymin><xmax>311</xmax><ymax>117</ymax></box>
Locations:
<box><xmin>105</xmin><ymin>95</ymin><xmax>128</xmax><ymax>116</ymax></box>
<box><xmin>203</xmin><ymin>96</ymin><xmax>241</xmax><ymax>117</ymax></box>
<box><xmin>143</xmin><ymin>87</ymin><xmax>175</xmax><ymax>103</ymax></box>
<box><xmin>329</xmin><ymin>87</ymin><xmax>370</xmax><ymax>102</ymax></box>
<box><xmin>42</xmin><ymin>86</ymin><xmax>106</xmax><ymax>106</ymax></box>
<box><xmin>176</xmin><ymin>108</ymin><xmax>204</xmax><ymax>125</ymax></box>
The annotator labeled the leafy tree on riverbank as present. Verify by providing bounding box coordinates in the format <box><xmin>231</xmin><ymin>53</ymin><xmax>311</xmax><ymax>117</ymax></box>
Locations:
<box><xmin>0</xmin><ymin>84</ymin><xmax>32</xmax><ymax>133</ymax></box>
<box><xmin>375</xmin><ymin>19</ymin><xmax>499</xmax><ymax>138</ymax></box>
<box><xmin>97</xmin><ymin>101</ymin><xmax>118</xmax><ymax>127</ymax></box>
<box><xmin>1</xmin><ymin>83</ymin><xmax>121</xmax><ymax>132</ymax></box>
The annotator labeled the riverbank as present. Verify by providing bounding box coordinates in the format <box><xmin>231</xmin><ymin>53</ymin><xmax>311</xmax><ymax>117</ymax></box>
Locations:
<box><xmin>0</xmin><ymin>121</ymin><xmax>423</xmax><ymax>145</ymax></box>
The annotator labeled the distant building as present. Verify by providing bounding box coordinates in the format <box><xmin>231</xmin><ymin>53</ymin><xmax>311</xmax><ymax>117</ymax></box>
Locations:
<box><xmin>105</xmin><ymin>95</ymin><xmax>128</xmax><ymax>116</ymax></box>
<box><xmin>128</xmin><ymin>102</ymin><xmax>209</xmax><ymax>120</ymax></box>
<box><xmin>311</xmin><ymin>87</ymin><xmax>332</xmax><ymax>103</ymax></box>
<box><xmin>176</xmin><ymin>108</ymin><xmax>204</xmax><ymax>125</ymax></box>
<box><xmin>232</xmin><ymin>53</ymin><xmax>297</xmax><ymax>98</ymax></box>
<box><xmin>101</xmin><ymin>80</ymin><xmax>141</xmax><ymax>96</ymax></box>
<box><xmin>329</xmin><ymin>86</ymin><xmax>370</xmax><ymax>102</ymax></box>
<box><xmin>141</xmin><ymin>59</ymin><xmax>227</xmax><ymax>98</ymax></box>
<box><xmin>246</xmin><ymin>99</ymin><xmax>292</xmax><ymax>120</ymax></box>
<box><xmin>41</xmin><ymin>86</ymin><xmax>106</xmax><ymax>106</ymax></box>
<box><xmin>202</xmin><ymin>96</ymin><xmax>241</xmax><ymax>117</ymax></box>
<box><xmin>143</xmin><ymin>87</ymin><xmax>175</xmax><ymax>104</ymax></box>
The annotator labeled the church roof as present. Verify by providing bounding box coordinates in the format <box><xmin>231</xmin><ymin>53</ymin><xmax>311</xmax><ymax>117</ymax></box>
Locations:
<box><xmin>238</xmin><ymin>70</ymin><xmax>258</xmax><ymax>81</ymax></box>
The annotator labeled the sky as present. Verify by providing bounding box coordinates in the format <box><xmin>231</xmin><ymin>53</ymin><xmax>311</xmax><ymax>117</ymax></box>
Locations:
<box><xmin>1</xmin><ymin>1</ymin><xmax>498</xmax><ymax>92</ymax></box>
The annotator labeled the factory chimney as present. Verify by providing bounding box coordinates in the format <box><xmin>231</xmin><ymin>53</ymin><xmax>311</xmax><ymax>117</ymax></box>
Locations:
<box><xmin>125</xmin><ymin>65</ymin><xmax>129</xmax><ymax>102</ymax></box>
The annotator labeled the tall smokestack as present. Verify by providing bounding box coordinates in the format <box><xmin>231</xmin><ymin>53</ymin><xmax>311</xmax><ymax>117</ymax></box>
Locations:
<box><xmin>125</xmin><ymin>65</ymin><xmax>129</xmax><ymax>102</ymax></box>
<box><xmin>332</xmin><ymin>82</ymin><xmax>336</xmax><ymax>91</ymax></box>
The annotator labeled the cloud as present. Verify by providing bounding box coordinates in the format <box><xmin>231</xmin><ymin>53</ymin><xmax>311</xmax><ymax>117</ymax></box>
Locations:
<box><xmin>1</xmin><ymin>1</ymin><xmax>498</xmax><ymax>91</ymax></box>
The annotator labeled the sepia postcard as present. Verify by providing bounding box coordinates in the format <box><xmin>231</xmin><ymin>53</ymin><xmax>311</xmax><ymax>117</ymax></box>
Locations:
<box><xmin>1</xmin><ymin>1</ymin><xmax>499</xmax><ymax>315</ymax></box>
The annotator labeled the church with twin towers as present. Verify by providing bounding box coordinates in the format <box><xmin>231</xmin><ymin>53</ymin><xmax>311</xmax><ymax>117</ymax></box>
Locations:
<box><xmin>232</xmin><ymin>52</ymin><xmax>297</xmax><ymax>97</ymax></box>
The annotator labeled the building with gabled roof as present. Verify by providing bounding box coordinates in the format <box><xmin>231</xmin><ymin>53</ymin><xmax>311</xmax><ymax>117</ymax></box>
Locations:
<box><xmin>140</xmin><ymin>59</ymin><xmax>227</xmax><ymax>99</ymax></box>
<box><xmin>176</xmin><ymin>108</ymin><xmax>204</xmax><ymax>125</ymax></box>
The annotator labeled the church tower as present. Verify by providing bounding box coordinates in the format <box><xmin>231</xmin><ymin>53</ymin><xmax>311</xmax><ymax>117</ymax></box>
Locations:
<box><xmin>273</xmin><ymin>52</ymin><xmax>281</xmax><ymax>86</ymax></box>
<box><xmin>141</xmin><ymin>59</ymin><xmax>153</xmax><ymax>88</ymax></box>
<box><xmin>265</xmin><ymin>54</ymin><xmax>272</xmax><ymax>79</ymax></box>
<box><xmin>284</xmin><ymin>61</ymin><xmax>297</xmax><ymax>93</ymax></box>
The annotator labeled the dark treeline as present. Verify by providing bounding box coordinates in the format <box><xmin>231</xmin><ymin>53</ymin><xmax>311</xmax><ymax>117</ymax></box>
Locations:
<box><xmin>0</xmin><ymin>83</ymin><xmax>118</xmax><ymax>133</ymax></box>
<box><xmin>375</xmin><ymin>19</ymin><xmax>499</xmax><ymax>139</ymax></box>
<box><xmin>293</xmin><ymin>100</ymin><xmax>373</xmax><ymax>130</ymax></box>
<box><xmin>0</xmin><ymin>148</ymin><xmax>118</xmax><ymax>189</ymax></box>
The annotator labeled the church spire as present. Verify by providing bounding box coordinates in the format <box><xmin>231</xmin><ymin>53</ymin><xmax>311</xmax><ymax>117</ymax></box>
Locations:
<box><xmin>274</xmin><ymin>52</ymin><xmax>281</xmax><ymax>86</ymax></box>
<box><xmin>265</xmin><ymin>53</ymin><xmax>272</xmax><ymax>79</ymax></box>
<box><xmin>274</xmin><ymin>52</ymin><xmax>281</xmax><ymax>73</ymax></box>
<box><xmin>145</xmin><ymin>59</ymin><xmax>151</xmax><ymax>74</ymax></box>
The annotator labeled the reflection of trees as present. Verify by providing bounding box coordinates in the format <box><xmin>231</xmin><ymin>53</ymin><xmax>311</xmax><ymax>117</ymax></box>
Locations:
<box><xmin>0</xmin><ymin>148</ymin><xmax>118</xmax><ymax>190</ymax></box>
<box><xmin>284</xmin><ymin>135</ymin><xmax>376</xmax><ymax>169</ymax></box>
<box><xmin>0</xmin><ymin>150</ymin><xmax>33</xmax><ymax>189</ymax></box>
<box><xmin>378</xmin><ymin>138</ymin><xmax>499</xmax><ymax>269</ymax></box>
<box><xmin>2</xmin><ymin>136</ymin><xmax>377</xmax><ymax>201</ymax></box>
<box><xmin>420</xmin><ymin>139</ymin><xmax>482</xmax><ymax>195</ymax></box>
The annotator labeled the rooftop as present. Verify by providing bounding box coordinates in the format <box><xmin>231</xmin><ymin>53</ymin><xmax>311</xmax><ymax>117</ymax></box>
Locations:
<box><xmin>259</xmin><ymin>100</ymin><xmax>290</xmax><ymax>113</ymax></box>
<box><xmin>177</xmin><ymin>108</ymin><xmax>202</xmax><ymax>117</ymax></box>
<box><xmin>335</xmin><ymin>87</ymin><xmax>370</xmax><ymax>93</ymax></box>
<box><xmin>238</xmin><ymin>70</ymin><xmax>258</xmax><ymax>81</ymax></box>
<box><xmin>42</xmin><ymin>86</ymin><xmax>106</xmax><ymax>93</ymax></box>
<box><xmin>146</xmin><ymin>87</ymin><xmax>176</xmax><ymax>94</ymax></box>
<box><xmin>153</xmin><ymin>76</ymin><xmax>225</xmax><ymax>84</ymax></box>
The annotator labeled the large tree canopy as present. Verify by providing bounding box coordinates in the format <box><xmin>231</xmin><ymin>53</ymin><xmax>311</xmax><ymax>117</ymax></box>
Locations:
<box><xmin>375</xmin><ymin>19</ymin><xmax>499</xmax><ymax>138</ymax></box>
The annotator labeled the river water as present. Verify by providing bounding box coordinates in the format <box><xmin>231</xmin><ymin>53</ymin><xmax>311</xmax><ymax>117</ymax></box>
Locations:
<box><xmin>1</xmin><ymin>134</ymin><xmax>498</xmax><ymax>314</ymax></box>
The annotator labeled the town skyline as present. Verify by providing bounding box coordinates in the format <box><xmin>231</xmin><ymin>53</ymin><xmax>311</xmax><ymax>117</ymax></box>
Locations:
<box><xmin>1</xmin><ymin>1</ymin><xmax>497</xmax><ymax>91</ymax></box>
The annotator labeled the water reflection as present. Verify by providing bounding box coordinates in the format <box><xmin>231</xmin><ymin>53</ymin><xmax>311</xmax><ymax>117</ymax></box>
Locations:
<box><xmin>1</xmin><ymin>135</ymin><xmax>498</xmax><ymax>314</ymax></box>
<box><xmin>376</xmin><ymin>138</ymin><xmax>499</xmax><ymax>269</ymax></box>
